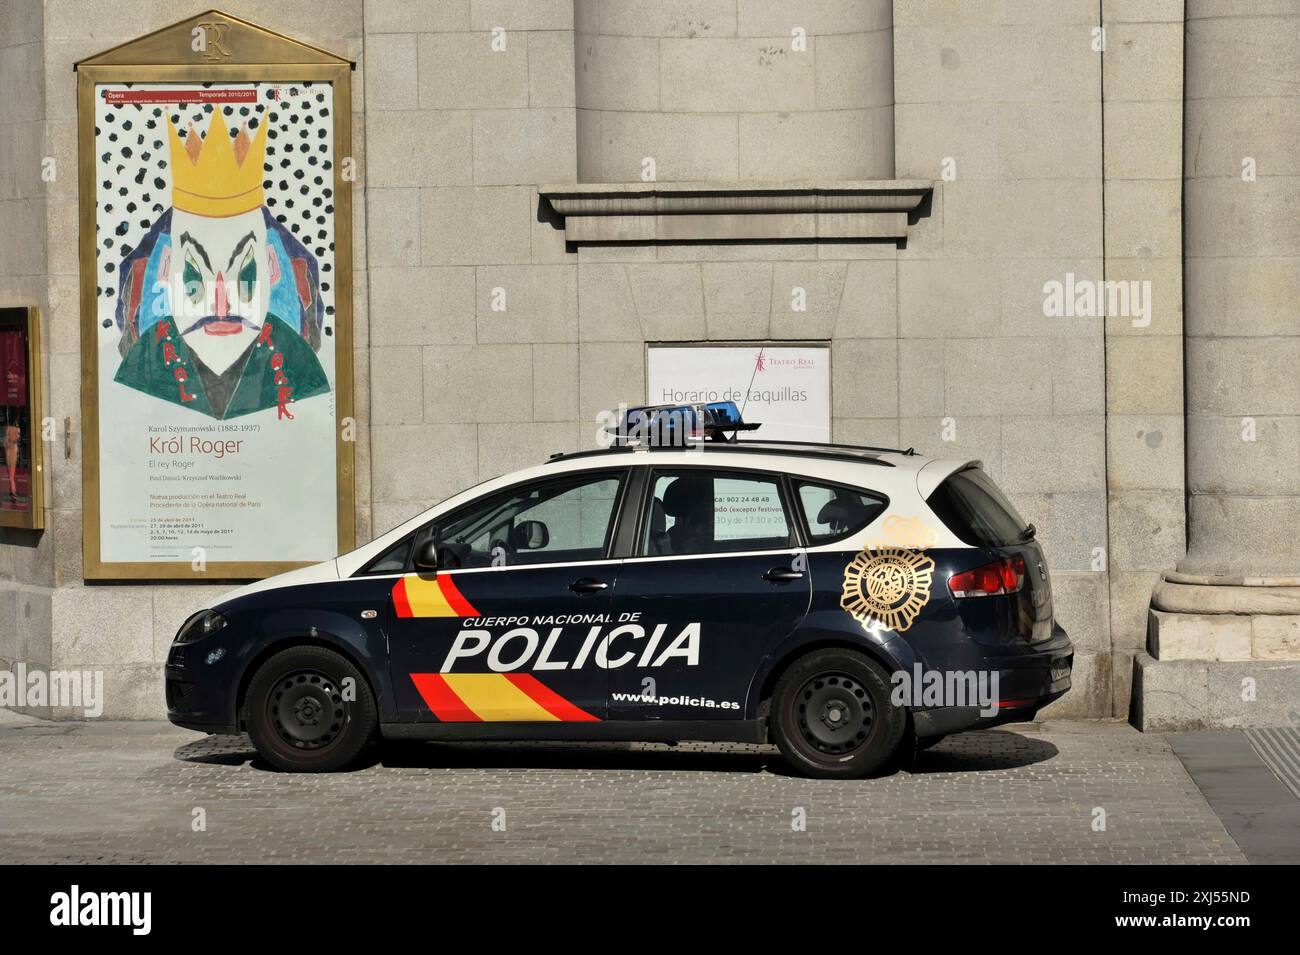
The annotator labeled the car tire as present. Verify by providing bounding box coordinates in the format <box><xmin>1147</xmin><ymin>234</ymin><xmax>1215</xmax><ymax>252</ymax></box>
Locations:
<box><xmin>772</xmin><ymin>648</ymin><xmax>906</xmax><ymax>779</ymax></box>
<box><xmin>245</xmin><ymin>645</ymin><xmax>377</xmax><ymax>773</ymax></box>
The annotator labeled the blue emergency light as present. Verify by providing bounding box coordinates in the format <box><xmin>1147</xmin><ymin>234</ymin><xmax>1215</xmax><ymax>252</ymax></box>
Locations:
<box><xmin>610</xmin><ymin>400</ymin><xmax>761</xmax><ymax>446</ymax></box>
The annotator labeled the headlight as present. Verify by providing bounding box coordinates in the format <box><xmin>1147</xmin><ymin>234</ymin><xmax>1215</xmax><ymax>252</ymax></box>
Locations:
<box><xmin>175</xmin><ymin>609</ymin><xmax>229</xmax><ymax>644</ymax></box>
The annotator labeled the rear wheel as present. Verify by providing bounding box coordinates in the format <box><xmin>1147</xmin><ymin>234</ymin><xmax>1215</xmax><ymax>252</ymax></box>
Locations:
<box><xmin>245</xmin><ymin>646</ymin><xmax>377</xmax><ymax>772</ymax></box>
<box><xmin>771</xmin><ymin>648</ymin><xmax>905</xmax><ymax>779</ymax></box>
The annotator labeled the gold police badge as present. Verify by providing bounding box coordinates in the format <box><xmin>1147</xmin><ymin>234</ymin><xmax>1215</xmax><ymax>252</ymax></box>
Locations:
<box><xmin>840</xmin><ymin>517</ymin><xmax>937</xmax><ymax>634</ymax></box>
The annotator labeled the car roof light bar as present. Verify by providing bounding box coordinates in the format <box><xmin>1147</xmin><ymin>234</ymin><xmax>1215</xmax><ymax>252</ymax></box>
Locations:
<box><xmin>606</xmin><ymin>400</ymin><xmax>761</xmax><ymax>448</ymax></box>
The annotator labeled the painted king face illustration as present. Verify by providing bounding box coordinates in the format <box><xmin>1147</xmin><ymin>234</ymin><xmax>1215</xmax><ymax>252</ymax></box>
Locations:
<box><xmin>113</xmin><ymin>108</ymin><xmax>329</xmax><ymax>420</ymax></box>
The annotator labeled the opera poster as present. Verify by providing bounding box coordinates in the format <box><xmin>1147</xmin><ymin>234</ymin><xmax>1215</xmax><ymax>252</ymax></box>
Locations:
<box><xmin>79</xmin><ymin>43</ymin><xmax>354</xmax><ymax>579</ymax></box>
<box><xmin>0</xmin><ymin>306</ymin><xmax>43</xmax><ymax>530</ymax></box>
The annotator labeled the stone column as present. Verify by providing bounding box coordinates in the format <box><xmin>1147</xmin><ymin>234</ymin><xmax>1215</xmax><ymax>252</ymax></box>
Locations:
<box><xmin>1138</xmin><ymin>0</ymin><xmax>1300</xmax><ymax>729</ymax></box>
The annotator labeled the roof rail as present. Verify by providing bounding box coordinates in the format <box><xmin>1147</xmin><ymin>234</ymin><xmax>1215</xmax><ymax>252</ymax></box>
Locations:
<box><xmin>737</xmin><ymin>439</ymin><xmax>917</xmax><ymax>456</ymax></box>
<box><xmin>545</xmin><ymin>442</ymin><xmax>898</xmax><ymax>467</ymax></box>
<box><xmin>547</xmin><ymin>446</ymin><xmax>635</xmax><ymax>463</ymax></box>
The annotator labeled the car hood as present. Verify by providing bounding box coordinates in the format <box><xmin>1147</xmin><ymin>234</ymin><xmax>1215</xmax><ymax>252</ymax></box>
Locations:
<box><xmin>215</xmin><ymin>559</ymin><xmax>341</xmax><ymax>608</ymax></box>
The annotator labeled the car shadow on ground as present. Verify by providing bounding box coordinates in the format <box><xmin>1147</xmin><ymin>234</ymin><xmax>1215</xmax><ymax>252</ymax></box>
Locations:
<box><xmin>172</xmin><ymin>729</ymin><xmax>1059</xmax><ymax>777</ymax></box>
<box><xmin>906</xmin><ymin>732</ymin><xmax>1060</xmax><ymax>775</ymax></box>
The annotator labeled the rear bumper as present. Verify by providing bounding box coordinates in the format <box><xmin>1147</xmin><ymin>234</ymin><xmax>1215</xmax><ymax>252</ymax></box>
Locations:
<box><xmin>912</xmin><ymin>626</ymin><xmax>1073</xmax><ymax>738</ymax></box>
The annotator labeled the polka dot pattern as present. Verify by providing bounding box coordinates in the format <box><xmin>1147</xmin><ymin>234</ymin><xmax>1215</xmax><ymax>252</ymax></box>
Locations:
<box><xmin>94</xmin><ymin>82</ymin><xmax>336</xmax><ymax>326</ymax></box>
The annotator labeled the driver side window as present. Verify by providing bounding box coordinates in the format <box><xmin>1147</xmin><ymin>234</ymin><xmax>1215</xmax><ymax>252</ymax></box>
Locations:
<box><xmin>436</xmin><ymin>471</ymin><xmax>625</xmax><ymax>569</ymax></box>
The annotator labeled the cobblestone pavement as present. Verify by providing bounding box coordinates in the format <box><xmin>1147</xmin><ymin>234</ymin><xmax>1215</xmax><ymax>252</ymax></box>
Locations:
<box><xmin>0</xmin><ymin>720</ymin><xmax>1245</xmax><ymax>864</ymax></box>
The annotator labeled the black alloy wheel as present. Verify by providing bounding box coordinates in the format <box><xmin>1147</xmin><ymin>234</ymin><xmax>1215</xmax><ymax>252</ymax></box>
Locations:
<box><xmin>772</xmin><ymin>648</ymin><xmax>906</xmax><ymax>779</ymax></box>
<box><xmin>245</xmin><ymin>645</ymin><xmax>377</xmax><ymax>772</ymax></box>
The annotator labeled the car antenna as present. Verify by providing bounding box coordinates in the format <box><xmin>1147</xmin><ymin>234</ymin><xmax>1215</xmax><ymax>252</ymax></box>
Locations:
<box><xmin>737</xmin><ymin>346</ymin><xmax>764</xmax><ymax>427</ymax></box>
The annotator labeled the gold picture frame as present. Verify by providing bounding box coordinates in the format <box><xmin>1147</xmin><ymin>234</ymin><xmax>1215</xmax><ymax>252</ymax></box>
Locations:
<box><xmin>76</xmin><ymin>10</ymin><xmax>355</xmax><ymax>580</ymax></box>
<box><xmin>0</xmin><ymin>305</ymin><xmax>45</xmax><ymax>531</ymax></box>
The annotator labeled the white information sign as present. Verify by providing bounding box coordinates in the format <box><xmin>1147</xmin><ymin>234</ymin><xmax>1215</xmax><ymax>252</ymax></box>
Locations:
<box><xmin>646</xmin><ymin>346</ymin><xmax>831</xmax><ymax>442</ymax></box>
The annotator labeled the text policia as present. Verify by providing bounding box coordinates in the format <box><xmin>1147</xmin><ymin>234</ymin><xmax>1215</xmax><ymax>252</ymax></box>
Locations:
<box><xmin>440</xmin><ymin>614</ymin><xmax>701</xmax><ymax>673</ymax></box>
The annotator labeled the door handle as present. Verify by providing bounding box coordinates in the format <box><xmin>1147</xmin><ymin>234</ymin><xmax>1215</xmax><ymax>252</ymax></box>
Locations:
<box><xmin>569</xmin><ymin>577</ymin><xmax>609</xmax><ymax>594</ymax></box>
<box><xmin>762</xmin><ymin>567</ymin><xmax>804</xmax><ymax>583</ymax></box>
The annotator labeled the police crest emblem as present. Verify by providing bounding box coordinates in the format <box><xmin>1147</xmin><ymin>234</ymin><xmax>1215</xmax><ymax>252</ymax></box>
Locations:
<box><xmin>840</xmin><ymin>515</ymin><xmax>937</xmax><ymax>634</ymax></box>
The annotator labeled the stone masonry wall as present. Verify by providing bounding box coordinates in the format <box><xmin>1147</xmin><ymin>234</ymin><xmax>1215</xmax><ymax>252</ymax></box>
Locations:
<box><xmin>0</xmin><ymin>0</ymin><xmax>368</xmax><ymax>718</ymax></box>
<box><xmin>0</xmin><ymin>1</ymin><xmax>1198</xmax><ymax>720</ymax></box>
<box><xmin>1099</xmin><ymin>0</ymin><xmax>1185</xmax><ymax>718</ymax></box>
<box><xmin>892</xmin><ymin>0</ymin><xmax>1108</xmax><ymax>717</ymax></box>
<box><xmin>574</xmin><ymin>0</ymin><xmax>895</xmax><ymax>182</ymax></box>
<box><xmin>0</xmin><ymin>0</ymin><xmax>53</xmax><ymax>694</ymax></box>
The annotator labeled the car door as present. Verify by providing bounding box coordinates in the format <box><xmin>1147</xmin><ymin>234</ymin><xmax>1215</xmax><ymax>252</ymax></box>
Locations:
<box><xmin>605</xmin><ymin>466</ymin><xmax>812</xmax><ymax>721</ymax></box>
<box><xmin>385</xmin><ymin>468</ymin><xmax>630</xmax><ymax>724</ymax></box>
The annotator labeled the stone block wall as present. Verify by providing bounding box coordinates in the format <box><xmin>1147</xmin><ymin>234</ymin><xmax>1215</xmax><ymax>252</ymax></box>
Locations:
<box><xmin>0</xmin><ymin>0</ymin><xmax>369</xmax><ymax>718</ymax></box>
<box><xmin>1099</xmin><ymin>0</ymin><xmax>1185</xmax><ymax>718</ymax></box>
<box><xmin>363</xmin><ymin>0</ymin><xmax>580</xmax><ymax>534</ymax></box>
<box><xmin>892</xmin><ymin>0</ymin><xmax>1110</xmax><ymax>717</ymax></box>
<box><xmin>0</xmin><ymin>0</ymin><xmax>52</xmax><ymax>693</ymax></box>
<box><xmin>574</xmin><ymin>0</ymin><xmax>895</xmax><ymax>182</ymax></box>
<box><xmin>0</xmin><ymin>0</ymin><xmax>1205</xmax><ymax>721</ymax></box>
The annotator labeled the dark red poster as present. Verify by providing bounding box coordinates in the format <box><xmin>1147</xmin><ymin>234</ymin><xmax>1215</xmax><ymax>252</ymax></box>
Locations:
<box><xmin>0</xmin><ymin>327</ymin><xmax>26</xmax><ymax>406</ymax></box>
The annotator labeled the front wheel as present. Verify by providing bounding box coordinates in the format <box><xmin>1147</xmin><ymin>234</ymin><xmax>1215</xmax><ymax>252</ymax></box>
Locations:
<box><xmin>245</xmin><ymin>646</ymin><xmax>377</xmax><ymax>772</ymax></box>
<box><xmin>771</xmin><ymin>648</ymin><xmax>906</xmax><ymax>779</ymax></box>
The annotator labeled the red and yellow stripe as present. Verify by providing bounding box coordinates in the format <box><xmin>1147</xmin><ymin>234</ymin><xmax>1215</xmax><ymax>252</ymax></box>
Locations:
<box><xmin>410</xmin><ymin>672</ymin><xmax>599</xmax><ymax>722</ymax></box>
<box><xmin>392</xmin><ymin>573</ymin><xmax>478</xmax><ymax>618</ymax></box>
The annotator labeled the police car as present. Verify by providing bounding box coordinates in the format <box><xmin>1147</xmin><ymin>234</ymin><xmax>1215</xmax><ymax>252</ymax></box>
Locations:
<box><xmin>166</xmin><ymin>402</ymin><xmax>1072</xmax><ymax>778</ymax></box>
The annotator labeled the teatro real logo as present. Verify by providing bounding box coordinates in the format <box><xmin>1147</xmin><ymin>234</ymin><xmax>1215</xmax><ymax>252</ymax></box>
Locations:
<box><xmin>840</xmin><ymin>515</ymin><xmax>937</xmax><ymax>634</ymax></box>
<box><xmin>196</xmin><ymin>20</ymin><xmax>234</xmax><ymax>60</ymax></box>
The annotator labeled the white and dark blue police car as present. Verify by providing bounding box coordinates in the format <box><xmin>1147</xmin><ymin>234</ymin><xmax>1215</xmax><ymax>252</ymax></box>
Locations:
<box><xmin>166</xmin><ymin>402</ymin><xmax>1072</xmax><ymax>778</ymax></box>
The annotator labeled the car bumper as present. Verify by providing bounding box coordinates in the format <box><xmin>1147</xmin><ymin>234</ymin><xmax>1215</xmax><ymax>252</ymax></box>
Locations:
<box><xmin>164</xmin><ymin>637</ymin><xmax>240</xmax><ymax>735</ymax></box>
<box><xmin>912</xmin><ymin>625</ymin><xmax>1073</xmax><ymax>739</ymax></box>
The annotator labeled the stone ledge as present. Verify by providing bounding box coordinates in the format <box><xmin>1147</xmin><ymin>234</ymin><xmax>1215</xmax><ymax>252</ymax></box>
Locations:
<box><xmin>1132</xmin><ymin>653</ymin><xmax>1300</xmax><ymax>732</ymax></box>
<box><xmin>1149</xmin><ymin>608</ymin><xmax>1300</xmax><ymax>661</ymax></box>
<box><xmin>1166</xmin><ymin>570</ymin><xmax>1300</xmax><ymax>588</ymax></box>
<box><xmin>1152</xmin><ymin>572</ymin><xmax>1300</xmax><ymax>615</ymax></box>
<box><xmin>538</xmin><ymin>180</ymin><xmax>934</xmax><ymax>243</ymax></box>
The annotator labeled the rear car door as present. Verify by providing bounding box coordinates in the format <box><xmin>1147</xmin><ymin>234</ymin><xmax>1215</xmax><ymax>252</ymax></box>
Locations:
<box><xmin>605</xmin><ymin>466</ymin><xmax>812</xmax><ymax>721</ymax></box>
<box><xmin>384</xmin><ymin>469</ymin><xmax>630</xmax><ymax>724</ymax></box>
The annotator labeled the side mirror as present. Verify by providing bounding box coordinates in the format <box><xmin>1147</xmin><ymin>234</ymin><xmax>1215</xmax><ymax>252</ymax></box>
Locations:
<box><xmin>514</xmin><ymin>520</ymin><xmax>550</xmax><ymax>550</ymax></box>
<box><xmin>412</xmin><ymin>529</ymin><xmax>440</xmax><ymax>571</ymax></box>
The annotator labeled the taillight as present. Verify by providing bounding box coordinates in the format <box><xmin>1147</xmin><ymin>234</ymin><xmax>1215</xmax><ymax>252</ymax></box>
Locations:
<box><xmin>948</xmin><ymin>555</ymin><xmax>1027</xmax><ymax>598</ymax></box>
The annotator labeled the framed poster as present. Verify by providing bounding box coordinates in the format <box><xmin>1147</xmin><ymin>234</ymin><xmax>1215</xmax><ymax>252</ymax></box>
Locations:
<box><xmin>0</xmin><ymin>306</ymin><xmax>44</xmax><ymax>530</ymax></box>
<box><xmin>76</xmin><ymin>12</ymin><xmax>354</xmax><ymax>580</ymax></box>
<box><xmin>646</xmin><ymin>344</ymin><xmax>831</xmax><ymax>442</ymax></box>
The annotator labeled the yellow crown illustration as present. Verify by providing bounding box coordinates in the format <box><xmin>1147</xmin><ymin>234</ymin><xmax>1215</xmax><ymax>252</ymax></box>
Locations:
<box><xmin>166</xmin><ymin>108</ymin><xmax>267</xmax><ymax>217</ymax></box>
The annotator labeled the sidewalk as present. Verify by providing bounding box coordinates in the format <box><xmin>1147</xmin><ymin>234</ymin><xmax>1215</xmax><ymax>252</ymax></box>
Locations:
<box><xmin>2</xmin><ymin>718</ymin><xmax>1285</xmax><ymax>863</ymax></box>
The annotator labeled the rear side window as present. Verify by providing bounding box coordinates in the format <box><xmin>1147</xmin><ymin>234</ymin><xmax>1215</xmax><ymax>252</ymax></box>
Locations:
<box><xmin>926</xmin><ymin>467</ymin><xmax>1029</xmax><ymax>547</ymax></box>
<box><xmin>795</xmin><ymin>480</ymin><xmax>887</xmax><ymax>545</ymax></box>
<box><xmin>642</xmin><ymin>469</ymin><xmax>793</xmax><ymax>556</ymax></box>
